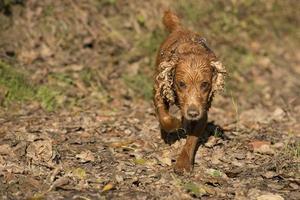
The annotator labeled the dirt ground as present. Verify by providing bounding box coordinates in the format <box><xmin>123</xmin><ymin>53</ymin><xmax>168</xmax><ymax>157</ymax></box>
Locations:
<box><xmin>0</xmin><ymin>1</ymin><xmax>299</xmax><ymax>199</ymax></box>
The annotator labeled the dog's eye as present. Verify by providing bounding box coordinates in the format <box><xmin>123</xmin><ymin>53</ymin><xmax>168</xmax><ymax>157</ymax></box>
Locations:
<box><xmin>178</xmin><ymin>81</ymin><xmax>186</xmax><ymax>89</ymax></box>
<box><xmin>200</xmin><ymin>81</ymin><xmax>210</xmax><ymax>90</ymax></box>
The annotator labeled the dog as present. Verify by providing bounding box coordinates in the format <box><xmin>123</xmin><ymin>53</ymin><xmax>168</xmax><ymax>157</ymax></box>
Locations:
<box><xmin>153</xmin><ymin>10</ymin><xmax>226</xmax><ymax>174</ymax></box>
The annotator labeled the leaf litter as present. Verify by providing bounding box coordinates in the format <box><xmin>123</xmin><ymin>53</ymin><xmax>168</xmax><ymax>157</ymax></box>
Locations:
<box><xmin>0</xmin><ymin>0</ymin><xmax>299</xmax><ymax>199</ymax></box>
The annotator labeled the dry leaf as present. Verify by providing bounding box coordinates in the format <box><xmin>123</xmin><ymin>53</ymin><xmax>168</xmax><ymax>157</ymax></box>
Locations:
<box><xmin>50</xmin><ymin>177</ymin><xmax>70</xmax><ymax>191</ymax></box>
<box><xmin>109</xmin><ymin>140</ymin><xmax>134</xmax><ymax>148</ymax></box>
<box><xmin>72</xmin><ymin>168</ymin><xmax>86</xmax><ymax>179</ymax></box>
<box><xmin>26</xmin><ymin>140</ymin><xmax>53</xmax><ymax>162</ymax></box>
<box><xmin>0</xmin><ymin>144</ymin><xmax>13</xmax><ymax>155</ymax></box>
<box><xmin>76</xmin><ymin>150</ymin><xmax>95</xmax><ymax>163</ymax></box>
<box><xmin>102</xmin><ymin>183</ymin><xmax>114</xmax><ymax>192</ymax></box>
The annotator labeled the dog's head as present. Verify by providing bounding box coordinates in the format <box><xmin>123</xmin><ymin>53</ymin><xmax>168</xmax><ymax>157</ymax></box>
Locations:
<box><xmin>156</xmin><ymin>38</ymin><xmax>226</xmax><ymax>121</ymax></box>
<box><xmin>173</xmin><ymin>41</ymin><xmax>226</xmax><ymax>121</ymax></box>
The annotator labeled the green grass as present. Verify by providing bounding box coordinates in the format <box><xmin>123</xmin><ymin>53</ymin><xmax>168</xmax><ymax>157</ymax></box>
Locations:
<box><xmin>36</xmin><ymin>86</ymin><xmax>59</xmax><ymax>111</ymax></box>
<box><xmin>138</xmin><ymin>28</ymin><xmax>166</xmax><ymax>66</ymax></box>
<box><xmin>123</xmin><ymin>73</ymin><xmax>153</xmax><ymax>101</ymax></box>
<box><xmin>0</xmin><ymin>61</ymin><xmax>59</xmax><ymax>111</ymax></box>
<box><xmin>0</xmin><ymin>61</ymin><xmax>35</xmax><ymax>104</ymax></box>
<box><xmin>125</xmin><ymin>28</ymin><xmax>166</xmax><ymax>101</ymax></box>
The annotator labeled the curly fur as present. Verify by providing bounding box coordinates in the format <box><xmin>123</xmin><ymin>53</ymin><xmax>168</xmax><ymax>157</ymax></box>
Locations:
<box><xmin>156</xmin><ymin>60</ymin><xmax>176</xmax><ymax>104</ymax></box>
<box><xmin>155</xmin><ymin>53</ymin><xmax>226</xmax><ymax>108</ymax></box>
<box><xmin>208</xmin><ymin>61</ymin><xmax>227</xmax><ymax>107</ymax></box>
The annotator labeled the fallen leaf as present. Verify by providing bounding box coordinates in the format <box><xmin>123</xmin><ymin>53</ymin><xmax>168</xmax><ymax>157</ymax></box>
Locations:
<box><xmin>49</xmin><ymin>165</ymin><xmax>63</xmax><ymax>182</ymax></box>
<box><xmin>272</xmin><ymin>107</ymin><xmax>286</xmax><ymax>121</ymax></box>
<box><xmin>115</xmin><ymin>174</ymin><xmax>123</xmax><ymax>183</ymax></box>
<box><xmin>109</xmin><ymin>140</ymin><xmax>134</xmax><ymax>148</ymax></box>
<box><xmin>257</xmin><ymin>194</ymin><xmax>284</xmax><ymax>200</ymax></box>
<box><xmin>206</xmin><ymin>168</ymin><xmax>222</xmax><ymax>177</ymax></box>
<box><xmin>72</xmin><ymin>168</ymin><xmax>86</xmax><ymax>179</ymax></box>
<box><xmin>204</xmin><ymin>136</ymin><xmax>218</xmax><ymax>148</ymax></box>
<box><xmin>249</xmin><ymin>140</ymin><xmax>275</xmax><ymax>155</ymax></box>
<box><xmin>3</xmin><ymin>172</ymin><xmax>15</xmax><ymax>184</ymax></box>
<box><xmin>205</xmin><ymin>168</ymin><xmax>228</xmax><ymax>179</ymax></box>
<box><xmin>156</xmin><ymin>149</ymin><xmax>172</xmax><ymax>166</ymax></box>
<box><xmin>133</xmin><ymin>158</ymin><xmax>147</xmax><ymax>165</ymax></box>
<box><xmin>29</xmin><ymin>193</ymin><xmax>45</xmax><ymax>200</ymax></box>
<box><xmin>262</xmin><ymin>171</ymin><xmax>278</xmax><ymax>179</ymax></box>
<box><xmin>50</xmin><ymin>176</ymin><xmax>70</xmax><ymax>191</ymax></box>
<box><xmin>0</xmin><ymin>144</ymin><xmax>13</xmax><ymax>155</ymax></box>
<box><xmin>255</xmin><ymin>145</ymin><xmax>275</xmax><ymax>155</ymax></box>
<box><xmin>183</xmin><ymin>182</ymin><xmax>206</xmax><ymax>197</ymax></box>
<box><xmin>249</xmin><ymin>140</ymin><xmax>270</xmax><ymax>150</ymax></box>
<box><xmin>76</xmin><ymin>150</ymin><xmax>95</xmax><ymax>163</ymax></box>
<box><xmin>26</xmin><ymin>140</ymin><xmax>53</xmax><ymax>162</ymax></box>
<box><xmin>102</xmin><ymin>183</ymin><xmax>114</xmax><ymax>192</ymax></box>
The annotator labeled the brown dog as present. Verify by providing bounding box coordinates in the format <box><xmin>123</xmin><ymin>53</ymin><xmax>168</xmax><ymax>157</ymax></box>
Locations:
<box><xmin>153</xmin><ymin>10</ymin><xmax>226</xmax><ymax>173</ymax></box>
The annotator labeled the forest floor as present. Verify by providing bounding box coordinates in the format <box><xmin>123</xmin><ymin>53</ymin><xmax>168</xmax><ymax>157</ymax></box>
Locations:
<box><xmin>0</xmin><ymin>0</ymin><xmax>299</xmax><ymax>199</ymax></box>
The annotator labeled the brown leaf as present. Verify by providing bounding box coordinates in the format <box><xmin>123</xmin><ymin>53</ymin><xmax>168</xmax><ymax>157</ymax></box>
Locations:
<box><xmin>249</xmin><ymin>140</ymin><xmax>270</xmax><ymax>150</ymax></box>
<box><xmin>0</xmin><ymin>144</ymin><xmax>13</xmax><ymax>155</ymax></box>
<box><xmin>257</xmin><ymin>194</ymin><xmax>284</xmax><ymax>200</ymax></box>
<box><xmin>109</xmin><ymin>140</ymin><xmax>134</xmax><ymax>148</ymax></box>
<box><xmin>26</xmin><ymin>140</ymin><xmax>53</xmax><ymax>162</ymax></box>
<box><xmin>249</xmin><ymin>140</ymin><xmax>275</xmax><ymax>155</ymax></box>
<box><xmin>50</xmin><ymin>177</ymin><xmax>70</xmax><ymax>191</ymax></box>
<box><xmin>76</xmin><ymin>150</ymin><xmax>95</xmax><ymax>163</ymax></box>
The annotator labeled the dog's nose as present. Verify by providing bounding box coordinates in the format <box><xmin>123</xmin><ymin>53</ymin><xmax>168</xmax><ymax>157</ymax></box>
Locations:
<box><xmin>187</xmin><ymin>106</ymin><xmax>200</xmax><ymax>119</ymax></box>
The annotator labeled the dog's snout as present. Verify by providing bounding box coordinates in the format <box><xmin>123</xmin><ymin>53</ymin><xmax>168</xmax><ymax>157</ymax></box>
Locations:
<box><xmin>187</xmin><ymin>105</ymin><xmax>200</xmax><ymax>119</ymax></box>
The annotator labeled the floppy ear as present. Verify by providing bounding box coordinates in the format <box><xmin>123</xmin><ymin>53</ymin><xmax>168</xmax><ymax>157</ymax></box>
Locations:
<box><xmin>156</xmin><ymin>60</ymin><xmax>176</xmax><ymax>105</ymax></box>
<box><xmin>208</xmin><ymin>61</ymin><xmax>226</xmax><ymax>107</ymax></box>
<box><xmin>211</xmin><ymin>61</ymin><xmax>226</xmax><ymax>94</ymax></box>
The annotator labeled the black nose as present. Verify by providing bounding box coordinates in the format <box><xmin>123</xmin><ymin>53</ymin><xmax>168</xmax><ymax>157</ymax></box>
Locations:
<box><xmin>187</xmin><ymin>106</ymin><xmax>200</xmax><ymax>118</ymax></box>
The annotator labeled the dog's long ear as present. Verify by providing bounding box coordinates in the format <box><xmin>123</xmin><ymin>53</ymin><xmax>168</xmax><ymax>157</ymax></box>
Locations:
<box><xmin>211</xmin><ymin>61</ymin><xmax>226</xmax><ymax>93</ymax></box>
<box><xmin>208</xmin><ymin>61</ymin><xmax>226</xmax><ymax>107</ymax></box>
<box><xmin>156</xmin><ymin>61</ymin><xmax>177</xmax><ymax>105</ymax></box>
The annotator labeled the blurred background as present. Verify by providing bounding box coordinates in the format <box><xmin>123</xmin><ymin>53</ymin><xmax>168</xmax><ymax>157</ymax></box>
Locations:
<box><xmin>0</xmin><ymin>0</ymin><xmax>299</xmax><ymax>115</ymax></box>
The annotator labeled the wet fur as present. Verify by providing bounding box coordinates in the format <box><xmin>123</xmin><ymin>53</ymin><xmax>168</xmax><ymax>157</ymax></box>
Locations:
<box><xmin>153</xmin><ymin>10</ymin><xmax>226</xmax><ymax>174</ymax></box>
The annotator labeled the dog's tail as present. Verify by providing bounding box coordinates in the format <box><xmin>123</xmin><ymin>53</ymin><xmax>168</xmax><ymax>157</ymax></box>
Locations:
<box><xmin>163</xmin><ymin>10</ymin><xmax>181</xmax><ymax>32</ymax></box>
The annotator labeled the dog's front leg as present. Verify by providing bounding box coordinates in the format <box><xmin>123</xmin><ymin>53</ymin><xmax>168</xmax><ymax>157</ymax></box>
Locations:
<box><xmin>154</xmin><ymin>92</ymin><xmax>181</xmax><ymax>133</ymax></box>
<box><xmin>174</xmin><ymin>115</ymin><xmax>207</xmax><ymax>174</ymax></box>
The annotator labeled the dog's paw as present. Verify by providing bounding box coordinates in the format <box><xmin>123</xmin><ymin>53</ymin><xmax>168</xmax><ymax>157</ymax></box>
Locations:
<box><xmin>161</xmin><ymin>128</ymin><xmax>186</xmax><ymax>145</ymax></box>
<box><xmin>174</xmin><ymin>152</ymin><xmax>192</xmax><ymax>175</ymax></box>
